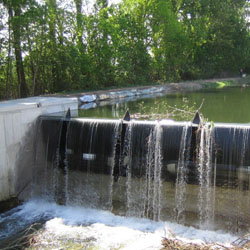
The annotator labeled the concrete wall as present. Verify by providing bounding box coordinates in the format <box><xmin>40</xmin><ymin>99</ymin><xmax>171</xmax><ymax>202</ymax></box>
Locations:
<box><xmin>0</xmin><ymin>97</ymin><xmax>78</xmax><ymax>202</ymax></box>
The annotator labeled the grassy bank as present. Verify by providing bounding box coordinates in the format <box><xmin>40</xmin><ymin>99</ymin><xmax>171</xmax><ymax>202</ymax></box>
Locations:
<box><xmin>200</xmin><ymin>76</ymin><xmax>250</xmax><ymax>89</ymax></box>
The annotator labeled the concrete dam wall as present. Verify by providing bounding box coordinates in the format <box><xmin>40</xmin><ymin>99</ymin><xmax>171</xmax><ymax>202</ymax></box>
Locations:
<box><xmin>0</xmin><ymin>97</ymin><xmax>78</xmax><ymax>204</ymax></box>
<box><xmin>33</xmin><ymin>116</ymin><xmax>250</xmax><ymax>233</ymax></box>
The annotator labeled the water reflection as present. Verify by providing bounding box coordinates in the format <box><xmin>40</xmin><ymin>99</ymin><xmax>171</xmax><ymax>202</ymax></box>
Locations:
<box><xmin>79</xmin><ymin>86</ymin><xmax>250</xmax><ymax>123</ymax></box>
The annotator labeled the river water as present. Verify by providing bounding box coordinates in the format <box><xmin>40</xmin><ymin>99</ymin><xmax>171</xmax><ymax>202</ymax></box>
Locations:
<box><xmin>79</xmin><ymin>86</ymin><xmax>250</xmax><ymax>123</ymax></box>
<box><xmin>0</xmin><ymin>199</ymin><xmax>238</xmax><ymax>249</ymax></box>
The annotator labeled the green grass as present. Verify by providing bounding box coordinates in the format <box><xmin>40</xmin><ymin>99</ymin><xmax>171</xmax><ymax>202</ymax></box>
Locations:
<box><xmin>202</xmin><ymin>76</ymin><xmax>250</xmax><ymax>89</ymax></box>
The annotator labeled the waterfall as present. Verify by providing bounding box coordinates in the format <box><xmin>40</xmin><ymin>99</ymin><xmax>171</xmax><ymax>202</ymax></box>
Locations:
<box><xmin>32</xmin><ymin>117</ymin><xmax>250</xmax><ymax>233</ymax></box>
<box><xmin>174</xmin><ymin>122</ymin><xmax>191</xmax><ymax>223</ymax></box>
<box><xmin>120</xmin><ymin>122</ymin><xmax>163</xmax><ymax>220</ymax></box>
<box><xmin>124</xmin><ymin>122</ymin><xmax>134</xmax><ymax>217</ymax></box>
<box><xmin>66</xmin><ymin>119</ymin><xmax>118</xmax><ymax>209</ymax></box>
<box><xmin>237</xmin><ymin>127</ymin><xmax>250</xmax><ymax>232</ymax></box>
<box><xmin>197</xmin><ymin>124</ymin><xmax>214</xmax><ymax>228</ymax></box>
<box><xmin>107</xmin><ymin>121</ymin><xmax>121</xmax><ymax>211</ymax></box>
<box><xmin>144</xmin><ymin>123</ymin><xmax>163</xmax><ymax>221</ymax></box>
<box><xmin>32</xmin><ymin>117</ymin><xmax>64</xmax><ymax>202</ymax></box>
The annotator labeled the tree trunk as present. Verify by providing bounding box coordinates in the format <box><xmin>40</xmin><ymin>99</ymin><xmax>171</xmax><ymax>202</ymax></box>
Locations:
<box><xmin>74</xmin><ymin>0</ymin><xmax>84</xmax><ymax>49</ymax></box>
<box><xmin>12</xmin><ymin>5</ymin><xmax>28</xmax><ymax>98</ymax></box>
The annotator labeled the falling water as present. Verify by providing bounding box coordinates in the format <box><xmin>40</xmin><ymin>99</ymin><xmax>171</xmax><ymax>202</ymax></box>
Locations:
<box><xmin>152</xmin><ymin>123</ymin><xmax>163</xmax><ymax>221</ymax></box>
<box><xmin>32</xmin><ymin>117</ymin><xmax>64</xmax><ymax>202</ymax></box>
<box><xmin>174</xmin><ymin>122</ymin><xmax>191</xmax><ymax>223</ymax></box>
<box><xmin>64</xmin><ymin>121</ymin><xmax>85</xmax><ymax>206</ymax></box>
<box><xmin>123</xmin><ymin>122</ymin><xmax>133</xmax><ymax>216</ymax></box>
<box><xmin>65</xmin><ymin>119</ymin><xmax>118</xmax><ymax>210</ymax></box>
<box><xmin>120</xmin><ymin>122</ymin><xmax>164</xmax><ymax>220</ymax></box>
<box><xmin>63</xmin><ymin>123</ymin><xmax>70</xmax><ymax>205</ymax></box>
<box><xmin>144</xmin><ymin>123</ymin><xmax>163</xmax><ymax>221</ymax></box>
<box><xmin>237</xmin><ymin>127</ymin><xmax>250</xmax><ymax>231</ymax></box>
<box><xmin>197</xmin><ymin>124</ymin><xmax>214</xmax><ymax>228</ymax></box>
<box><xmin>107</xmin><ymin>121</ymin><xmax>121</xmax><ymax>210</ymax></box>
<box><xmin>53</xmin><ymin>144</ymin><xmax>60</xmax><ymax>201</ymax></box>
<box><xmin>30</xmin><ymin>117</ymin><xmax>250</xmax><ymax>233</ymax></box>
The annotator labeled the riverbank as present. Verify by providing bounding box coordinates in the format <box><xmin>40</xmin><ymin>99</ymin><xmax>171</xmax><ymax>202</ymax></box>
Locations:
<box><xmin>51</xmin><ymin>76</ymin><xmax>250</xmax><ymax>106</ymax></box>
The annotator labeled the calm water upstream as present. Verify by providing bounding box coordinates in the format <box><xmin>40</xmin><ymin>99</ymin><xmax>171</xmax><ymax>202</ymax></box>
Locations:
<box><xmin>79</xmin><ymin>86</ymin><xmax>250</xmax><ymax>123</ymax></box>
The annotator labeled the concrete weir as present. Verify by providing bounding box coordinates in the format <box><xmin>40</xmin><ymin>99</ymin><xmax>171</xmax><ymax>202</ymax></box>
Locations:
<box><xmin>34</xmin><ymin>115</ymin><xmax>250</xmax><ymax>233</ymax></box>
<box><xmin>0</xmin><ymin>97</ymin><xmax>78</xmax><ymax>206</ymax></box>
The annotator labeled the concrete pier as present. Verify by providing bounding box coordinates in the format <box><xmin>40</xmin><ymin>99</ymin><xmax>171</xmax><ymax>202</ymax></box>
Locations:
<box><xmin>0</xmin><ymin>97</ymin><xmax>78</xmax><ymax>202</ymax></box>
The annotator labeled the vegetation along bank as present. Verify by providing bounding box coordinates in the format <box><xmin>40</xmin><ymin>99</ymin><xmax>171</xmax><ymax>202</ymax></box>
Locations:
<box><xmin>0</xmin><ymin>0</ymin><xmax>250</xmax><ymax>100</ymax></box>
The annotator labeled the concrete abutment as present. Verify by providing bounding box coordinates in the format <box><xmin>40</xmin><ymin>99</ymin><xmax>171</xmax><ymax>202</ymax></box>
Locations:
<box><xmin>0</xmin><ymin>97</ymin><xmax>78</xmax><ymax>208</ymax></box>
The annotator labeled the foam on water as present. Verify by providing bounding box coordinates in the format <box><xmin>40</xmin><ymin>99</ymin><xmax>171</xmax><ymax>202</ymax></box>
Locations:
<box><xmin>0</xmin><ymin>199</ymin><xmax>238</xmax><ymax>249</ymax></box>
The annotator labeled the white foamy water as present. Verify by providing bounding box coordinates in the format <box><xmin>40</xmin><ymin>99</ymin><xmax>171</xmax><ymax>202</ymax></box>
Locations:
<box><xmin>0</xmin><ymin>199</ymin><xmax>238</xmax><ymax>249</ymax></box>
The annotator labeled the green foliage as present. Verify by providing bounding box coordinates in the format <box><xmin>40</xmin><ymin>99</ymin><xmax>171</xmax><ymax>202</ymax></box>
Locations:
<box><xmin>0</xmin><ymin>0</ymin><xmax>250</xmax><ymax>99</ymax></box>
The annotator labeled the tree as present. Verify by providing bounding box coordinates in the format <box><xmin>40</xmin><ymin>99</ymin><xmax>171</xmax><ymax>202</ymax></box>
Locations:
<box><xmin>108</xmin><ymin>0</ymin><xmax>152</xmax><ymax>84</ymax></box>
<box><xmin>45</xmin><ymin>0</ymin><xmax>59</xmax><ymax>92</ymax></box>
<box><xmin>0</xmin><ymin>0</ymin><xmax>249</xmax><ymax>100</ymax></box>
<box><xmin>1</xmin><ymin>0</ymin><xmax>29</xmax><ymax>98</ymax></box>
<box><xmin>74</xmin><ymin>0</ymin><xmax>84</xmax><ymax>49</ymax></box>
<box><xmin>149</xmin><ymin>0</ymin><xmax>188</xmax><ymax>81</ymax></box>
<box><xmin>176</xmin><ymin>0</ymin><xmax>250</xmax><ymax>78</ymax></box>
<box><xmin>86</xmin><ymin>1</ymin><xmax>116</xmax><ymax>87</ymax></box>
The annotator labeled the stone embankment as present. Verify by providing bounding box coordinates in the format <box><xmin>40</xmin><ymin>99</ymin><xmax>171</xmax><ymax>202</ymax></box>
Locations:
<box><xmin>76</xmin><ymin>77</ymin><xmax>245</xmax><ymax>106</ymax></box>
<box><xmin>78</xmin><ymin>82</ymin><xmax>202</xmax><ymax>106</ymax></box>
